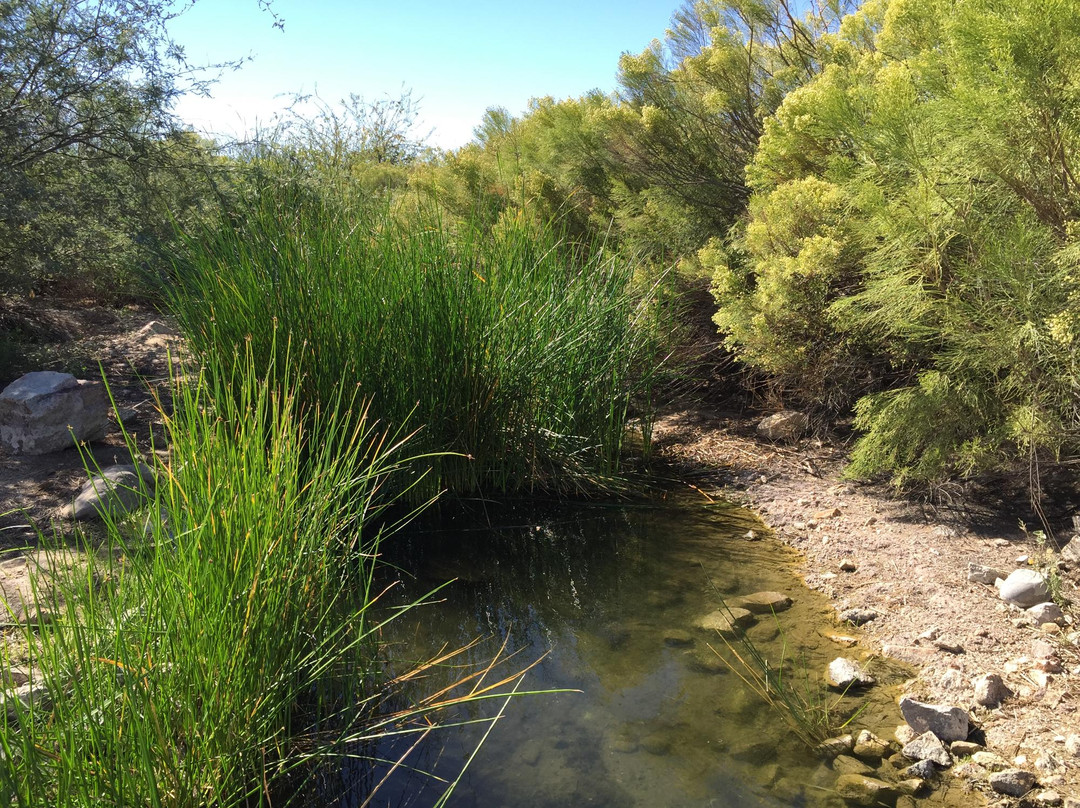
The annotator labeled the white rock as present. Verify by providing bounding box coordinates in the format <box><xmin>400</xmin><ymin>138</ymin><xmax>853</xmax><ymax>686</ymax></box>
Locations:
<box><xmin>1064</xmin><ymin>734</ymin><xmax>1080</xmax><ymax>757</ymax></box>
<box><xmin>826</xmin><ymin>657</ymin><xmax>876</xmax><ymax>690</ymax></box>
<box><xmin>0</xmin><ymin>372</ymin><xmax>109</xmax><ymax>454</ymax></box>
<box><xmin>997</xmin><ymin>569</ymin><xmax>1051</xmax><ymax>608</ymax></box>
<box><xmin>967</xmin><ymin>562</ymin><xmax>1005</xmax><ymax>585</ymax></box>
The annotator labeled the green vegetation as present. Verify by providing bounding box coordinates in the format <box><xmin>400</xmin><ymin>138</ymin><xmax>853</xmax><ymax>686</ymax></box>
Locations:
<box><xmin>0</xmin><ymin>352</ymin><xmax>532</xmax><ymax>806</ymax></box>
<box><xmin>170</xmin><ymin>187</ymin><xmax>662</xmax><ymax>497</ymax></box>
<box><xmin>709</xmin><ymin>0</ymin><xmax>1080</xmax><ymax>489</ymax></box>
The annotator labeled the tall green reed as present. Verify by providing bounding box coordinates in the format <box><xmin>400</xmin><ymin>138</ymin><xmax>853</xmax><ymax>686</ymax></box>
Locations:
<box><xmin>0</xmin><ymin>351</ymin><xmax>531</xmax><ymax>807</ymax></box>
<box><xmin>169</xmin><ymin>185</ymin><xmax>662</xmax><ymax>498</ymax></box>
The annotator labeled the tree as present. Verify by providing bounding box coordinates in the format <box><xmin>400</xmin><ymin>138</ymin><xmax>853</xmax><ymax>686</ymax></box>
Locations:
<box><xmin>0</xmin><ymin>0</ymin><xmax>278</xmax><ymax>295</ymax></box>
<box><xmin>709</xmin><ymin>0</ymin><xmax>1080</xmax><ymax>492</ymax></box>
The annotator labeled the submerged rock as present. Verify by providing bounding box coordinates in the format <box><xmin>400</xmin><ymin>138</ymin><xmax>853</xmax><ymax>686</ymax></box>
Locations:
<box><xmin>834</xmin><ymin>774</ymin><xmax>898</xmax><ymax>806</ymax></box>
<box><xmin>852</xmin><ymin>730</ymin><xmax>889</xmax><ymax>760</ymax></box>
<box><xmin>696</xmin><ymin>607</ymin><xmax>754</xmax><ymax>636</ymax></box>
<box><xmin>825</xmin><ymin>657</ymin><xmax>875</xmax><ymax>690</ymax></box>
<box><xmin>729</xmin><ymin>591</ymin><xmax>792</xmax><ymax>614</ymax></box>
<box><xmin>816</xmin><ymin>734</ymin><xmax>854</xmax><ymax>760</ymax></box>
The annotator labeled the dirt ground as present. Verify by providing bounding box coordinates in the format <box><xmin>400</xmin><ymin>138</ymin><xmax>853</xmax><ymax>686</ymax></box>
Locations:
<box><xmin>652</xmin><ymin>406</ymin><xmax>1080</xmax><ymax>804</ymax></box>
<box><xmin>3</xmin><ymin>302</ymin><xmax>1080</xmax><ymax>804</ymax></box>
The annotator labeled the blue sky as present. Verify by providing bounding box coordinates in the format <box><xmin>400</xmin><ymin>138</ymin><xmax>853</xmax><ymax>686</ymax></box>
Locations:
<box><xmin>169</xmin><ymin>0</ymin><xmax>682</xmax><ymax>150</ymax></box>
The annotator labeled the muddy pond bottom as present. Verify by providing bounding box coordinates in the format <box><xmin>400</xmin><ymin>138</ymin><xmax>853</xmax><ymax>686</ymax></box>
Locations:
<box><xmin>348</xmin><ymin>499</ymin><xmax>913</xmax><ymax>808</ymax></box>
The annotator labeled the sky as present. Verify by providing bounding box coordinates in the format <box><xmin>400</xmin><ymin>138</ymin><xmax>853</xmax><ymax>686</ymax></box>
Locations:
<box><xmin>169</xmin><ymin>0</ymin><xmax>682</xmax><ymax>151</ymax></box>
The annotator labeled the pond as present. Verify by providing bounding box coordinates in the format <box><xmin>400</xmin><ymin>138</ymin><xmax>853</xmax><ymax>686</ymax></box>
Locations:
<box><xmin>341</xmin><ymin>498</ymin><xmax>915</xmax><ymax>807</ymax></box>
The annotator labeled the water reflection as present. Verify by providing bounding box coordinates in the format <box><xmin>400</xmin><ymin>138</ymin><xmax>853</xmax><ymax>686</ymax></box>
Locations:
<box><xmin>346</xmin><ymin>500</ymin><xmax>897</xmax><ymax>808</ymax></box>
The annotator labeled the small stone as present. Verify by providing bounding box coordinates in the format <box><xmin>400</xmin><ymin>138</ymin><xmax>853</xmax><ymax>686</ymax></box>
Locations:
<box><xmin>826</xmin><ymin>657</ymin><xmax>876</xmax><ymax>690</ymax></box>
<box><xmin>993</xmin><ymin>539</ymin><xmax>1010</xmax><ymax>547</ymax></box>
<box><xmin>1064</xmin><ymin>734</ymin><xmax>1080</xmax><ymax>757</ymax></box>
<box><xmin>814</xmin><ymin>508</ymin><xmax>842</xmax><ymax>520</ymax></box>
<box><xmin>973</xmin><ymin>673</ymin><xmax>1012</xmax><ymax>707</ymax></box>
<box><xmin>968</xmin><ymin>562</ymin><xmax>1005</xmax><ymax>585</ymax></box>
<box><xmin>1</xmin><ymin>683</ymin><xmax>52</xmax><ymax>718</ymax></box>
<box><xmin>898</xmin><ymin>697</ymin><xmax>970</xmax><ymax>742</ymax></box>
<box><xmin>950</xmin><ymin>740</ymin><xmax>984</xmax><ymax>757</ymax></box>
<box><xmin>816</xmin><ymin>734</ymin><xmax>854</xmax><ymax>760</ymax></box>
<box><xmin>730</xmin><ymin>591</ymin><xmax>793</xmax><ymax>614</ymax></box>
<box><xmin>852</xmin><ymin>730</ymin><xmax>889</xmax><ymax>760</ymax></box>
<box><xmin>895</xmin><ymin>725</ymin><xmax>918</xmax><ymax>745</ymax></box>
<box><xmin>840</xmin><ymin>608</ymin><xmax>879</xmax><ymax>626</ymax></box>
<box><xmin>743</xmin><ymin>529</ymin><xmax>760</xmax><ymax>540</ymax></box>
<box><xmin>1028</xmin><ymin>602</ymin><xmax>1065</xmax><ymax>625</ymax></box>
<box><xmin>1035</xmin><ymin>790</ymin><xmax>1063</xmax><ymax>806</ymax></box>
<box><xmin>997</xmin><ymin>569</ymin><xmax>1051</xmax><ymax>608</ymax></box>
<box><xmin>68</xmin><ymin>462</ymin><xmax>155</xmax><ymax>521</ymax></box>
<box><xmin>1035</xmin><ymin>752</ymin><xmax>1065</xmax><ymax>776</ymax></box>
<box><xmin>902</xmin><ymin>759</ymin><xmax>939</xmax><ymax>780</ymax></box>
<box><xmin>839</xmin><ymin>558</ymin><xmax>857</xmax><ymax>572</ymax></box>
<box><xmin>1060</xmin><ymin>537</ymin><xmax>1080</xmax><ymax>565</ymax></box>
<box><xmin>988</xmin><ymin>768</ymin><xmax>1037</xmax><ymax>797</ymax></box>
<box><xmin>933</xmin><ymin>638</ymin><xmax>964</xmax><ymax>654</ymax></box>
<box><xmin>902</xmin><ymin>731</ymin><xmax>952</xmax><ymax>767</ymax></box>
<box><xmin>972</xmin><ymin>750</ymin><xmax>1010</xmax><ymax>771</ymax></box>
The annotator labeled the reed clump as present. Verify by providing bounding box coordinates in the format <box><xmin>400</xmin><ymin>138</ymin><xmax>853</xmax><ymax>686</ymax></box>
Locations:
<box><xmin>0</xmin><ymin>352</ymin><xmax>525</xmax><ymax>807</ymax></box>
<box><xmin>169</xmin><ymin>185</ymin><xmax>663</xmax><ymax>498</ymax></box>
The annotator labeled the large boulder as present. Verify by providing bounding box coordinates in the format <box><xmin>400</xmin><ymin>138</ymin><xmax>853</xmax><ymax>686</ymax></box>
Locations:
<box><xmin>756</xmin><ymin>410</ymin><xmax>808</xmax><ymax>442</ymax></box>
<box><xmin>898</xmin><ymin>697</ymin><xmax>970</xmax><ymax>742</ymax></box>
<box><xmin>0</xmin><ymin>372</ymin><xmax>108</xmax><ymax>454</ymax></box>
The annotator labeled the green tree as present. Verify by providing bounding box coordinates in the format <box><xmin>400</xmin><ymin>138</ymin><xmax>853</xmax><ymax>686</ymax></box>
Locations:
<box><xmin>711</xmin><ymin>0</ymin><xmax>1080</xmax><ymax>491</ymax></box>
<box><xmin>0</xmin><ymin>0</ymin><xmax>277</xmax><ymax>296</ymax></box>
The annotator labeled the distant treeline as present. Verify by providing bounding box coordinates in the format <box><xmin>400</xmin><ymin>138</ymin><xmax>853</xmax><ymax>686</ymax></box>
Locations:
<box><xmin>4</xmin><ymin>0</ymin><xmax>1078</xmax><ymax>494</ymax></box>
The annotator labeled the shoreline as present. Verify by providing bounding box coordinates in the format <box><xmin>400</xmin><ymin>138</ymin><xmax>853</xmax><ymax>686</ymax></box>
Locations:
<box><xmin>652</xmin><ymin>406</ymin><xmax>1080</xmax><ymax>805</ymax></box>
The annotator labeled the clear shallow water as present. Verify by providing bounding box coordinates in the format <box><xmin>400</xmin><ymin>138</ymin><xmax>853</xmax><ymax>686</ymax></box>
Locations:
<box><xmin>345</xmin><ymin>499</ymin><xmax>910</xmax><ymax>808</ymax></box>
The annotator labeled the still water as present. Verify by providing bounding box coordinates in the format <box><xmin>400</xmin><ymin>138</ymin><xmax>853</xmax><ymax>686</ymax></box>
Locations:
<box><xmin>349</xmin><ymin>499</ymin><xmax>909</xmax><ymax>808</ymax></box>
